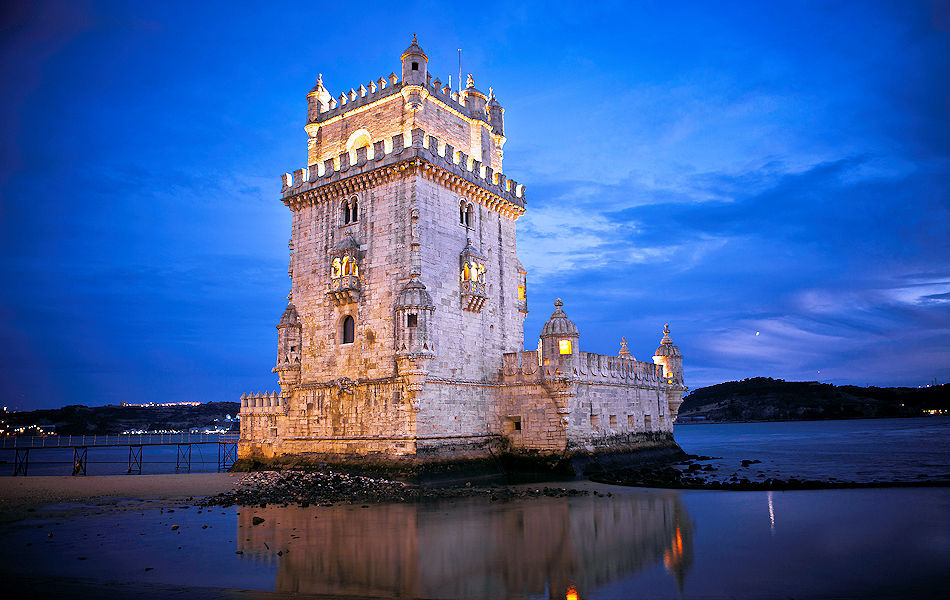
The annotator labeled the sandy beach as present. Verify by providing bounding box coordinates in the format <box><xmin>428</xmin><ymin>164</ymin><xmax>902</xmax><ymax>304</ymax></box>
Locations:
<box><xmin>0</xmin><ymin>473</ymin><xmax>238</xmax><ymax>522</ymax></box>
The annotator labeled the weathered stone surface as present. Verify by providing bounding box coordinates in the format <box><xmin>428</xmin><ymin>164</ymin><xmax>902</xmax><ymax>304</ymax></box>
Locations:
<box><xmin>240</xmin><ymin>38</ymin><xmax>688</xmax><ymax>466</ymax></box>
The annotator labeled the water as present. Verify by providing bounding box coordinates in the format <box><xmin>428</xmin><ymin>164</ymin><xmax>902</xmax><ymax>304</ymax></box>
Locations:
<box><xmin>1</xmin><ymin>487</ymin><xmax>947</xmax><ymax>598</ymax></box>
<box><xmin>1</xmin><ymin>418</ymin><xmax>949</xmax><ymax>598</ymax></box>
<box><xmin>675</xmin><ymin>416</ymin><xmax>950</xmax><ymax>483</ymax></box>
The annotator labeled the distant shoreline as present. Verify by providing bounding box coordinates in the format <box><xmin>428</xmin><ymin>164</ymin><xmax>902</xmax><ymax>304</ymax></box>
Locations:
<box><xmin>675</xmin><ymin>414</ymin><xmax>950</xmax><ymax>425</ymax></box>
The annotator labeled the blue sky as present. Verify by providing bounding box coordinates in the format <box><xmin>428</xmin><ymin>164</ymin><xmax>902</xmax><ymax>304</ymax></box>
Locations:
<box><xmin>2</xmin><ymin>1</ymin><xmax>948</xmax><ymax>409</ymax></box>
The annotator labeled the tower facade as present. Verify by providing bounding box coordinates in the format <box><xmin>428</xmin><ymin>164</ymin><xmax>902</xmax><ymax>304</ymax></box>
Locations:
<box><xmin>239</xmin><ymin>38</ymin><xmax>687</xmax><ymax>464</ymax></box>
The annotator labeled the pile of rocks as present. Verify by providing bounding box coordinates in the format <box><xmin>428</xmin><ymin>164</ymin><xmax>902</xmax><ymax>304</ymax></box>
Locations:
<box><xmin>199</xmin><ymin>469</ymin><xmax>590</xmax><ymax>508</ymax></box>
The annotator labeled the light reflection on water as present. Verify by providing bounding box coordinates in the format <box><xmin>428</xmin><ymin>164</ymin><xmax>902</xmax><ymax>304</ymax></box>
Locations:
<box><xmin>237</xmin><ymin>491</ymin><xmax>692</xmax><ymax>599</ymax></box>
<box><xmin>2</xmin><ymin>487</ymin><xmax>949</xmax><ymax>598</ymax></box>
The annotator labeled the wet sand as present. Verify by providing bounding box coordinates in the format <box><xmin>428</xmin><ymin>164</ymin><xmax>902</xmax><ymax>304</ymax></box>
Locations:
<box><xmin>0</xmin><ymin>473</ymin><xmax>238</xmax><ymax>522</ymax></box>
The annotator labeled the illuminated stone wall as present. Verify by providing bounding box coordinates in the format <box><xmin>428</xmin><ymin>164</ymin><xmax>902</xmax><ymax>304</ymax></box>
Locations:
<box><xmin>238</xmin><ymin>38</ymin><xmax>686</xmax><ymax>462</ymax></box>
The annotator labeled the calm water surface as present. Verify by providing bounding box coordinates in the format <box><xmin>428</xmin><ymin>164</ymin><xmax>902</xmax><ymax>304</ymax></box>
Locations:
<box><xmin>2</xmin><ymin>418</ymin><xmax>949</xmax><ymax>598</ymax></box>
<box><xmin>1</xmin><ymin>487</ymin><xmax>947</xmax><ymax>598</ymax></box>
<box><xmin>675</xmin><ymin>416</ymin><xmax>950</xmax><ymax>483</ymax></box>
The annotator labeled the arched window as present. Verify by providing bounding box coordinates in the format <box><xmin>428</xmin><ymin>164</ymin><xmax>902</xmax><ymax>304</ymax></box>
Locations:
<box><xmin>349</xmin><ymin>197</ymin><xmax>358</xmax><ymax>223</ymax></box>
<box><xmin>465</xmin><ymin>203</ymin><xmax>475</xmax><ymax>228</ymax></box>
<box><xmin>342</xmin><ymin>315</ymin><xmax>355</xmax><ymax>344</ymax></box>
<box><xmin>459</xmin><ymin>200</ymin><xmax>466</xmax><ymax>225</ymax></box>
<box><xmin>341</xmin><ymin>200</ymin><xmax>351</xmax><ymax>225</ymax></box>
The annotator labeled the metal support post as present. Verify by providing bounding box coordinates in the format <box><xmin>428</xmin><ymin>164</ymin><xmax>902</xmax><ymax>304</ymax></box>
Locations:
<box><xmin>72</xmin><ymin>447</ymin><xmax>87</xmax><ymax>476</ymax></box>
<box><xmin>176</xmin><ymin>444</ymin><xmax>192</xmax><ymax>473</ymax></box>
<box><xmin>14</xmin><ymin>448</ymin><xmax>29</xmax><ymax>476</ymax></box>
<box><xmin>128</xmin><ymin>445</ymin><xmax>142</xmax><ymax>474</ymax></box>
<box><xmin>218</xmin><ymin>441</ymin><xmax>237</xmax><ymax>472</ymax></box>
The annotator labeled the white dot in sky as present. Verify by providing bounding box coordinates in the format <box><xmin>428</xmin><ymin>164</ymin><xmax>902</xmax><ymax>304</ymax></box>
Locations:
<box><xmin>755</xmin><ymin>331</ymin><xmax>760</xmax><ymax>336</ymax></box>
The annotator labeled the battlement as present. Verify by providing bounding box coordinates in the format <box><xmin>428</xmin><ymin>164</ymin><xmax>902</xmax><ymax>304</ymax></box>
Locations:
<box><xmin>240</xmin><ymin>391</ymin><xmax>283</xmax><ymax>414</ymax></box>
<box><xmin>501</xmin><ymin>350</ymin><xmax>665</xmax><ymax>385</ymax></box>
<box><xmin>281</xmin><ymin>127</ymin><xmax>525</xmax><ymax>214</ymax></box>
<box><xmin>309</xmin><ymin>71</ymin><xmax>494</xmax><ymax>125</ymax></box>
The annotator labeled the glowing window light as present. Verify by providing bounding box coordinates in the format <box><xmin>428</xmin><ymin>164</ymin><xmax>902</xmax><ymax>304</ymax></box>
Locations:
<box><xmin>558</xmin><ymin>340</ymin><xmax>572</xmax><ymax>355</ymax></box>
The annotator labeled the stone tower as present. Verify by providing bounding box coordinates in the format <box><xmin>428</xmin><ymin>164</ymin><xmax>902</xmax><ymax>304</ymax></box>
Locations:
<box><xmin>239</xmin><ymin>38</ymin><xmax>686</xmax><ymax>466</ymax></box>
<box><xmin>240</xmin><ymin>36</ymin><xmax>528</xmax><ymax>460</ymax></box>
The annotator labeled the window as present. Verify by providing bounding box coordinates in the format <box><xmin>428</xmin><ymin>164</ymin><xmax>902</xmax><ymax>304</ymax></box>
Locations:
<box><xmin>559</xmin><ymin>340</ymin><xmax>572</xmax><ymax>355</ymax></box>
<box><xmin>644</xmin><ymin>414</ymin><xmax>652</xmax><ymax>432</ymax></box>
<box><xmin>627</xmin><ymin>414</ymin><xmax>635</xmax><ymax>429</ymax></box>
<box><xmin>518</xmin><ymin>284</ymin><xmax>526</xmax><ymax>301</ymax></box>
<box><xmin>341</xmin><ymin>196</ymin><xmax>359</xmax><ymax>226</ymax></box>
<box><xmin>609</xmin><ymin>415</ymin><xmax>617</xmax><ymax>430</ymax></box>
<box><xmin>459</xmin><ymin>201</ymin><xmax>466</xmax><ymax>225</ymax></box>
<box><xmin>465</xmin><ymin>204</ymin><xmax>474</xmax><ymax>227</ymax></box>
<box><xmin>590</xmin><ymin>414</ymin><xmax>599</xmax><ymax>432</ymax></box>
<box><xmin>342</xmin><ymin>315</ymin><xmax>355</xmax><ymax>344</ymax></box>
<box><xmin>407</xmin><ymin>313</ymin><xmax>418</xmax><ymax>328</ymax></box>
<box><xmin>412</xmin><ymin>62</ymin><xmax>419</xmax><ymax>71</ymax></box>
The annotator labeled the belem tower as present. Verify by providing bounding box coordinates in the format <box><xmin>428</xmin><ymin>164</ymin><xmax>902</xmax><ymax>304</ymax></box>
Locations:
<box><xmin>239</xmin><ymin>37</ymin><xmax>687</xmax><ymax>466</ymax></box>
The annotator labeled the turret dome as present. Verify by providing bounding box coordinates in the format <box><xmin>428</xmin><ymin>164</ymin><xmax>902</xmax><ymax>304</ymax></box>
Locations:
<box><xmin>279</xmin><ymin>303</ymin><xmax>300</xmax><ymax>326</ymax></box>
<box><xmin>541</xmin><ymin>299</ymin><xmax>578</xmax><ymax>336</ymax></box>
<box><xmin>401</xmin><ymin>34</ymin><xmax>427</xmax><ymax>60</ymax></box>
<box><xmin>654</xmin><ymin>323</ymin><xmax>681</xmax><ymax>357</ymax></box>
<box><xmin>395</xmin><ymin>276</ymin><xmax>435</xmax><ymax>309</ymax></box>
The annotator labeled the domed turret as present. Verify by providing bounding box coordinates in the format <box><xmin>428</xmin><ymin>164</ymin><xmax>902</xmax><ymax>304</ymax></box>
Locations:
<box><xmin>274</xmin><ymin>300</ymin><xmax>302</xmax><ymax>399</ymax></box>
<box><xmin>401</xmin><ymin>34</ymin><xmax>428</xmax><ymax>86</ymax></box>
<box><xmin>653</xmin><ymin>323</ymin><xmax>684</xmax><ymax>385</ymax></box>
<box><xmin>541</xmin><ymin>299</ymin><xmax>578</xmax><ymax>337</ymax></box>
<box><xmin>540</xmin><ymin>299</ymin><xmax>579</xmax><ymax>366</ymax></box>
<box><xmin>394</xmin><ymin>275</ymin><xmax>436</xmax><ymax>396</ymax></box>
<box><xmin>486</xmin><ymin>87</ymin><xmax>504</xmax><ymax>136</ymax></box>
<box><xmin>462</xmin><ymin>74</ymin><xmax>487</xmax><ymax>114</ymax></box>
<box><xmin>307</xmin><ymin>73</ymin><xmax>331</xmax><ymax>123</ymax></box>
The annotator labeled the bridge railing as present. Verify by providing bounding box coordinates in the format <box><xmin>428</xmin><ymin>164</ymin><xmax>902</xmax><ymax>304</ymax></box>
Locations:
<box><xmin>1</xmin><ymin>433</ymin><xmax>240</xmax><ymax>449</ymax></box>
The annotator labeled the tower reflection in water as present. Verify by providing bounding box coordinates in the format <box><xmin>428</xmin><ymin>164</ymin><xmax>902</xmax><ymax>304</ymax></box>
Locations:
<box><xmin>236</xmin><ymin>491</ymin><xmax>692</xmax><ymax>599</ymax></box>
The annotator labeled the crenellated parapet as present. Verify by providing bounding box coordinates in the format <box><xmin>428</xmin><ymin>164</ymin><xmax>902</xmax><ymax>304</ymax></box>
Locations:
<box><xmin>240</xmin><ymin>391</ymin><xmax>283</xmax><ymax>414</ymax></box>
<box><xmin>306</xmin><ymin>71</ymin><xmax>498</xmax><ymax>127</ymax></box>
<box><xmin>280</xmin><ymin>127</ymin><xmax>525</xmax><ymax>218</ymax></box>
<box><xmin>501</xmin><ymin>350</ymin><xmax>665</xmax><ymax>386</ymax></box>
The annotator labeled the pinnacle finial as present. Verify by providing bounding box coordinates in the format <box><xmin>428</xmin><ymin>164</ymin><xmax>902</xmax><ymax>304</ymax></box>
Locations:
<box><xmin>488</xmin><ymin>86</ymin><xmax>494</xmax><ymax>99</ymax></box>
<box><xmin>466</xmin><ymin>73</ymin><xmax>474</xmax><ymax>88</ymax></box>
<box><xmin>661</xmin><ymin>323</ymin><xmax>673</xmax><ymax>345</ymax></box>
<box><xmin>619</xmin><ymin>336</ymin><xmax>630</xmax><ymax>356</ymax></box>
<box><xmin>317</xmin><ymin>73</ymin><xmax>322</xmax><ymax>86</ymax></box>
<box><xmin>412</xmin><ymin>33</ymin><xmax>417</xmax><ymax>44</ymax></box>
<box><xmin>554</xmin><ymin>298</ymin><xmax>563</xmax><ymax>308</ymax></box>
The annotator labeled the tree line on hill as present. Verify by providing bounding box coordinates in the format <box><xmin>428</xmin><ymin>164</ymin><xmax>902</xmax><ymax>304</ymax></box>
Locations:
<box><xmin>677</xmin><ymin>378</ymin><xmax>949</xmax><ymax>422</ymax></box>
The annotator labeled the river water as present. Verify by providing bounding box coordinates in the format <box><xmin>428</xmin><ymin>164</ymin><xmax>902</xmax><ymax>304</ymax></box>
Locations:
<box><xmin>1</xmin><ymin>418</ymin><xmax>949</xmax><ymax>599</ymax></box>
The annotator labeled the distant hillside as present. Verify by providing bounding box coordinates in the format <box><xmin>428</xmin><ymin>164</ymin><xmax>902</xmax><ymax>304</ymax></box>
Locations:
<box><xmin>1</xmin><ymin>402</ymin><xmax>241</xmax><ymax>435</ymax></box>
<box><xmin>678</xmin><ymin>378</ymin><xmax>949</xmax><ymax>422</ymax></box>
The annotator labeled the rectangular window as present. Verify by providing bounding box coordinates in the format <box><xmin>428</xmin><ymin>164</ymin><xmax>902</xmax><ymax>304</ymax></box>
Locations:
<box><xmin>412</xmin><ymin>62</ymin><xmax>419</xmax><ymax>71</ymax></box>
<box><xmin>628</xmin><ymin>414</ymin><xmax>635</xmax><ymax>429</ymax></box>
<box><xmin>644</xmin><ymin>415</ymin><xmax>652</xmax><ymax>432</ymax></box>
<box><xmin>590</xmin><ymin>414</ymin><xmax>599</xmax><ymax>431</ymax></box>
<box><xmin>609</xmin><ymin>415</ymin><xmax>617</xmax><ymax>430</ymax></box>
<box><xmin>407</xmin><ymin>314</ymin><xmax>418</xmax><ymax>328</ymax></box>
<box><xmin>507</xmin><ymin>416</ymin><xmax>522</xmax><ymax>433</ymax></box>
<box><xmin>558</xmin><ymin>340</ymin><xmax>572</xmax><ymax>354</ymax></box>
<box><xmin>518</xmin><ymin>284</ymin><xmax>526</xmax><ymax>301</ymax></box>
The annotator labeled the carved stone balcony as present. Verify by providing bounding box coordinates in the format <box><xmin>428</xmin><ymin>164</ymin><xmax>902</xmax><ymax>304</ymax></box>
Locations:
<box><xmin>461</xmin><ymin>279</ymin><xmax>487</xmax><ymax>312</ymax></box>
<box><xmin>327</xmin><ymin>274</ymin><xmax>360</xmax><ymax>306</ymax></box>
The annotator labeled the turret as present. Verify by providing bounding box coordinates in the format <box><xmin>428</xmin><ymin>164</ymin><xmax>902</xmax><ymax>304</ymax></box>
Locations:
<box><xmin>652</xmin><ymin>324</ymin><xmax>683</xmax><ymax>384</ymax></box>
<box><xmin>394</xmin><ymin>276</ymin><xmax>436</xmax><ymax>397</ymax></box>
<box><xmin>486</xmin><ymin>88</ymin><xmax>504</xmax><ymax>136</ymax></box>
<box><xmin>307</xmin><ymin>74</ymin><xmax>331</xmax><ymax>124</ymax></box>
<box><xmin>273</xmin><ymin>300</ymin><xmax>302</xmax><ymax>401</ymax></box>
<box><xmin>461</xmin><ymin>74</ymin><xmax>487</xmax><ymax>115</ymax></box>
<box><xmin>539</xmin><ymin>299</ymin><xmax>579</xmax><ymax>373</ymax></box>
<box><xmin>401</xmin><ymin>34</ymin><xmax>428</xmax><ymax>86</ymax></box>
